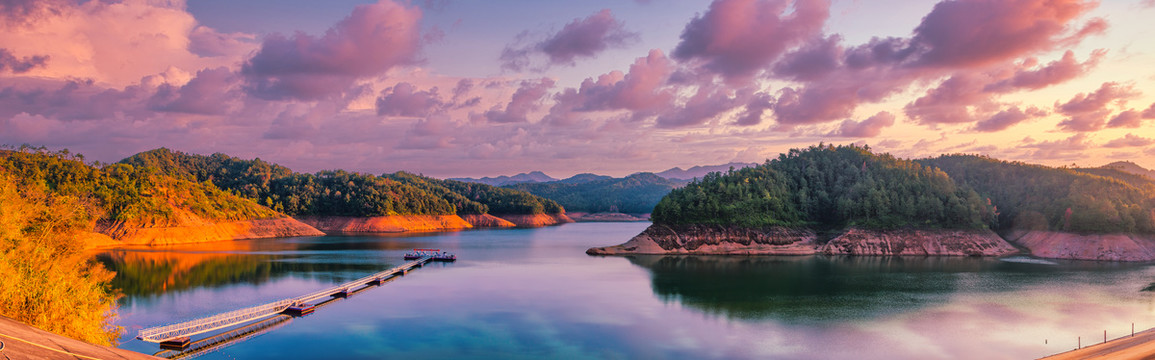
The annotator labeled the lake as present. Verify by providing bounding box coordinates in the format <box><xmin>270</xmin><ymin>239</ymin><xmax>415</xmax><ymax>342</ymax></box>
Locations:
<box><xmin>102</xmin><ymin>222</ymin><xmax>1155</xmax><ymax>359</ymax></box>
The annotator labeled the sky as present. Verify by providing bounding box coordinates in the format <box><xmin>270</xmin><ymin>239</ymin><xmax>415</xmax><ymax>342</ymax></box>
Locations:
<box><xmin>1</xmin><ymin>0</ymin><xmax>1153</xmax><ymax>178</ymax></box>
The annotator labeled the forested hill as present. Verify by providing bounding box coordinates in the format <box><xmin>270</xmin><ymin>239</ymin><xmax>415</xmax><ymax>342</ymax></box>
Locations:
<box><xmin>120</xmin><ymin>148</ymin><xmax>563</xmax><ymax>216</ymax></box>
<box><xmin>919</xmin><ymin>155</ymin><xmax>1155</xmax><ymax>234</ymax></box>
<box><xmin>505</xmin><ymin>172</ymin><xmax>682</xmax><ymax>214</ymax></box>
<box><xmin>652</xmin><ymin>144</ymin><xmax>995</xmax><ymax>230</ymax></box>
<box><xmin>1</xmin><ymin>147</ymin><xmax>280</xmax><ymax>225</ymax></box>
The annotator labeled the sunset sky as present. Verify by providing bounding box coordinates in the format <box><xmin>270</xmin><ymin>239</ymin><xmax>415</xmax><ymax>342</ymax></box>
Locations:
<box><xmin>1</xmin><ymin>0</ymin><xmax>1153</xmax><ymax>178</ymax></box>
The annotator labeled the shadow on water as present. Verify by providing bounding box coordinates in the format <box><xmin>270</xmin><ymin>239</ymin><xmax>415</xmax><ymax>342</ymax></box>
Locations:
<box><xmin>624</xmin><ymin>254</ymin><xmax>1155</xmax><ymax>324</ymax></box>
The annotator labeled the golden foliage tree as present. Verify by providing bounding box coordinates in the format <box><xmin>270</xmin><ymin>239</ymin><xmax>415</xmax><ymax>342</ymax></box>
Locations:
<box><xmin>0</xmin><ymin>173</ymin><xmax>121</xmax><ymax>345</ymax></box>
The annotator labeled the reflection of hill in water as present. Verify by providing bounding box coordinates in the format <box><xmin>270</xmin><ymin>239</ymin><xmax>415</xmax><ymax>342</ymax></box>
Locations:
<box><xmin>626</xmin><ymin>255</ymin><xmax>1061</xmax><ymax>323</ymax></box>
<box><xmin>94</xmin><ymin>237</ymin><xmax>427</xmax><ymax>297</ymax></box>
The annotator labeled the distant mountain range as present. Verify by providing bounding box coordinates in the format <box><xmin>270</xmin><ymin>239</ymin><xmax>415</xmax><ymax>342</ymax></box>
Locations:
<box><xmin>653</xmin><ymin>162</ymin><xmax>758</xmax><ymax>180</ymax></box>
<box><xmin>450</xmin><ymin>162</ymin><xmax>758</xmax><ymax>186</ymax></box>
<box><xmin>449</xmin><ymin>171</ymin><xmax>558</xmax><ymax>186</ymax></box>
<box><xmin>505</xmin><ymin>172</ymin><xmax>683</xmax><ymax>214</ymax></box>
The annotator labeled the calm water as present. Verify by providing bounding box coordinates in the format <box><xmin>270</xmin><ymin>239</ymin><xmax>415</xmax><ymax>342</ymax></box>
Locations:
<box><xmin>101</xmin><ymin>222</ymin><xmax>1155</xmax><ymax>359</ymax></box>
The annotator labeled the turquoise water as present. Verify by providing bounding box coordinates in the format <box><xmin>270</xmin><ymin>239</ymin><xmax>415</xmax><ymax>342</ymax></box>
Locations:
<box><xmin>103</xmin><ymin>222</ymin><xmax>1155</xmax><ymax>359</ymax></box>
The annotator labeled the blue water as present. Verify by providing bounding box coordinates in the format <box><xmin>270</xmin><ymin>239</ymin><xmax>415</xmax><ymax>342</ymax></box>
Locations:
<box><xmin>101</xmin><ymin>222</ymin><xmax>1155</xmax><ymax>359</ymax></box>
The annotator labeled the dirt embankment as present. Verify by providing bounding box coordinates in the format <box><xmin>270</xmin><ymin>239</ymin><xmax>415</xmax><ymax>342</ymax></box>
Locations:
<box><xmin>588</xmin><ymin>224</ymin><xmax>1019</xmax><ymax>256</ymax></box>
<box><xmin>587</xmin><ymin>224</ymin><xmax>819</xmax><ymax>255</ymax></box>
<box><xmin>89</xmin><ymin>206</ymin><xmax>323</xmax><ymax>248</ymax></box>
<box><xmin>295</xmin><ymin>215</ymin><xmax>474</xmax><ymax>233</ymax></box>
<box><xmin>0</xmin><ymin>315</ymin><xmax>161</xmax><ymax>359</ymax></box>
<box><xmin>494</xmin><ymin>213</ymin><xmax>574</xmax><ymax>227</ymax></box>
<box><xmin>821</xmin><ymin>228</ymin><xmax>1017</xmax><ymax>256</ymax></box>
<box><xmin>1006</xmin><ymin>230</ymin><xmax>1155</xmax><ymax>261</ymax></box>
<box><xmin>458</xmin><ymin>214</ymin><xmax>517</xmax><ymax>228</ymax></box>
<box><xmin>93</xmin><ymin>217</ymin><xmax>323</xmax><ymax>247</ymax></box>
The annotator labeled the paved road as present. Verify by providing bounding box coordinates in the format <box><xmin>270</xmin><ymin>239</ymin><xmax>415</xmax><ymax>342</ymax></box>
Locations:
<box><xmin>0</xmin><ymin>315</ymin><xmax>159</xmax><ymax>360</ymax></box>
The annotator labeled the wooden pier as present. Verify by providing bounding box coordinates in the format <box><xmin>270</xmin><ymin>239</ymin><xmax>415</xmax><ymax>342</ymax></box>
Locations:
<box><xmin>137</xmin><ymin>255</ymin><xmax>436</xmax><ymax>345</ymax></box>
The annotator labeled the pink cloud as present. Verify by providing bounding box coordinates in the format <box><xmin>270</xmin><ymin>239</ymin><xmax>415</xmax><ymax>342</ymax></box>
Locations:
<box><xmin>971</xmin><ymin>106</ymin><xmax>1045</xmax><ymax>132</ymax></box>
<box><xmin>908</xmin><ymin>0</ymin><xmax>1106</xmax><ymax>69</ymax></box>
<box><xmin>0</xmin><ymin>78</ymin><xmax>148</xmax><ymax>121</ymax></box>
<box><xmin>905</xmin><ymin>72</ymin><xmax>993</xmax><ymax>125</ymax></box>
<box><xmin>546</xmin><ymin>49</ymin><xmax>673</xmax><ymax>125</ymax></box>
<box><xmin>375</xmin><ymin>82</ymin><xmax>445</xmax><ymax>117</ymax></box>
<box><xmin>1103</xmin><ymin>133</ymin><xmax>1154</xmax><ymax>148</ymax></box>
<box><xmin>827</xmin><ymin>111</ymin><xmax>896</xmax><ymax>137</ymax></box>
<box><xmin>481</xmin><ymin>78</ymin><xmax>555</xmax><ymax>123</ymax></box>
<box><xmin>500</xmin><ymin>9</ymin><xmax>637</xmax><ymax>71</ymax></box>
<box><xmin>188</xmin><ymin>26</ymin><xmax>257</xmax><ymax>58</ymax></box>
<box><xmin>0</xmin><ymin>0</ymin><xmax>64</xmax><ymax>27</ymax></box>
<box><xmin>0</xmin><ymin>48</ymin><xmax>48</xmax><ymax>73</ymax></box>
<box><xmin>1106</xmin><ymin>110</ymin><xmax>1143</xmax><ymax>128</ymax></box>
<box><xmin>1019</xmin><ymin>133</ymin><xmax>1092</xmax><ymax>160</ymax></box>
<box><xmin>673</xmin><ymin>0</ymin><xmax>829</xmax><ymax>81</ymax></box>
<box><xmin>734</xmin><ymin>92</ymin><xmax>774</xmax><ymax>126</ymax></box>
<box><xmin>1055</xmin><ymin>82</ymin><xmax>1140</xmax><ymax>132</ymax></box>
<box><xmin>1056</xmin><ymin>82</ymin><xmax>1138</xmax><ymax>114</ymax></box>
<box><xmin>242</xmin><ymin>0</ymin><xmax>423</xmax><ymax>100</ymax></box>
<box><xmin>772</xmin><ymin>35</ymin><xmax>842</xmax><ymax>81</ymax></box>
<box><xmin>772</xmin><ymin>85</ymin><xmax>862</xmax><ymax>126</ymax></box>
<box><xmin>765</xmin><ymin>0</ymin><xmax>1103</xmax><ymax>128</ymax></box>
<box><xmin>397</xmin><ymin>115</ymin><xmax>455</xmax><ymax>150</ymax></box>
<box><xmin>149</xmin><ymin>67</ymin><xmax>239</xmax><ymax>115</ymax></box>
<box><xmin>1143</xmin><ymin>103</ymin><xmax>1155</xmax><ymax>119</ymax></box>
<box><xmin>654</xmin><ymin>85</ymin><xmax>744</xmax><ymax>128</ymax></box>
<box><xmin>983</xmin><ymin>50</ymin><xmax>1104</xmax><ymax>92</ymax></box>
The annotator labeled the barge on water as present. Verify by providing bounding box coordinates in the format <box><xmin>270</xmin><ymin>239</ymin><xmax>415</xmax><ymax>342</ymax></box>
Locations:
<box><xmin>404</xmin><ymin>248</ymin><xmax>457</xmax><ymax>262</ymax></box>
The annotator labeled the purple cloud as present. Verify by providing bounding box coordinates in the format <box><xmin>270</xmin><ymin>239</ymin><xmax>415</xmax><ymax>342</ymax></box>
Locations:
<box><xmin>546</xmin><ymin>49</ymin><xmax>673</xmax><ymax>125</ymax></box>
<box><xmin>1143</xmin><ymin>103</ymin><xmax>1155</xmax><ymax>119</ymax></box>
<box><xmin>972</xmin><ymin>106</ymin><xmax>1045</xmax><ymax>132</ymax></box>
<box><xmin>0</xmin><ymin>78</ymin><xmax>148</xmax><ymax>121</ymax></box>
<box><xmin>654</xmin><ymin>85</ymin><xmax>744</xmax><ymax>128</ymax></box>
<box><xmin>188</xmin><ymin>26</ymin><xmax>256</xmax><ymax>58</ymax></box>
<box><xmin>673</xmin><ymin>0</ymin><xmax>829</xmax><ymax>80</ymax></box>
<box><xmin>482</xmin><ymin>78</ymin><xmax>555</xmax><ymax>123</ymax></box>
<box><xmin>827</xmin><ymin>111</ymin><xmax>896</xmax><ymax>137</ymax></box>
<box><xmin>376</xmin><ymin>82</ymin><xmax>445</xmax><ymax>117</ymax></box>
<box><xmin>0</xmin><ymin>48</ymin><xmax>48</xmax><ymax>73</ymax></box>
<box><xmin>1106</xmin><ymin>110</ymin><xmax>1142</xmax><ymax>128</ymax></box>
<box><xmin>1056</xmin><ymin>82</ymin><xmax>1140</xmax><ymax>132</ymax></box>
<box><xmin>772</xmin><ymin>35</ymin><xmax>842</xmax><ymax>81</ymax></box>
<box><xmin>241</xmin><ymin>0</ymin><xmax>423</xmax><ymax>100</ymax></box>
<box><xmin>501</xmin><ymin>9</ymin><xmax>637</xmax><ymax>71</ymax></box>
<box><xmin>908</xmin><ymin>0</ymin><xmax>1106</xmax><ymax>69</ymax></box>
<box><xmin>1019</xmin><ymin>133</ymin><xmax>1092</xmax><ymax>160</ymax></box>
<box><xmin>983</xmin><ymin>50</ymin><xmax>1104</xmax><ymax>92</ymax></box>
<box><xmin>149</xmin><ymin>67</ymin><xmax>239</xmax><ymax>115</ymax></box>
<box><xmin>1103</xmin><ymin>133</ymin><xmax>1154</xmax><ymax>148</ymax></box>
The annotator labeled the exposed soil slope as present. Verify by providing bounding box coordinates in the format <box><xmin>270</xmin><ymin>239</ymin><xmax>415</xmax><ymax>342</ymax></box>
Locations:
<box><xmin>296</xmin><ymin>215</ymin><xmax>474</xmax><ymax>233</ymax></box>
<box><xmin>1007</xmin><ymin>230</ymin><xmax>1155</xmax><ymax>261</ymax></box>
<box><xmin>0</xmin><ymin>315</ymin><xmax>160</xmax><ymax>360</ymax></box>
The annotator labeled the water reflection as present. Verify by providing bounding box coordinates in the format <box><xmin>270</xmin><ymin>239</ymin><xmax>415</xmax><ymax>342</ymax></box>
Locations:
<box><xmin>94</xmin><ymin>236</ymin><xmax>430</xmax><ymax>296</ymax></box>
<box><xmin>626</xmin><ymin>255</ymin><xmax>1155</xmax><ymax>323</ymax></box>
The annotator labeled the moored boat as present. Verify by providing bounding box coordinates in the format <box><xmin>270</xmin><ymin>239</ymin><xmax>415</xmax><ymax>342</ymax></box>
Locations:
<box><xmin>404</xmin><ymin>248</ymin><xmax>457</xmax><ymax>262</ymax></box>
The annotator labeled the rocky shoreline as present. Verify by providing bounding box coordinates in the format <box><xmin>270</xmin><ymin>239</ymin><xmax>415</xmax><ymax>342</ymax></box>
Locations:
<box><xmin>588</xmin><ymin>224</ymin><xmax>1019</xmax><ymax>257</ymax></box>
